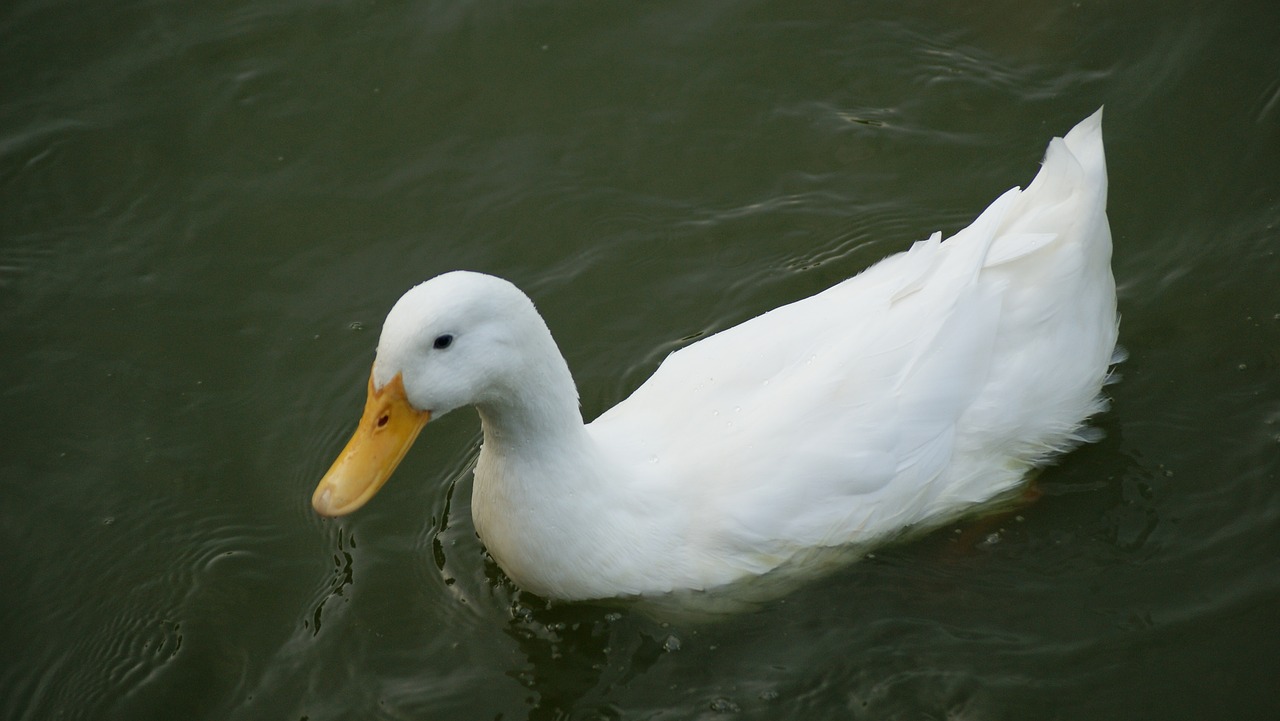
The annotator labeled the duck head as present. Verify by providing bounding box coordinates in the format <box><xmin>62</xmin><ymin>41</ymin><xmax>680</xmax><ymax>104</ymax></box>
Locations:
<box><xmin>311</xmin><ymin>271</ymin><xmax>569</xmax><ymax>516</ymax></box>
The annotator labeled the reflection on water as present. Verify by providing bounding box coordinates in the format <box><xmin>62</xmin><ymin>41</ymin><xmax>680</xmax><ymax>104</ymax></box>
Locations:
<box><xmin>308</xmin><ymin>529</ymin><xmax>357</xmax><ymax>637</ymax></box>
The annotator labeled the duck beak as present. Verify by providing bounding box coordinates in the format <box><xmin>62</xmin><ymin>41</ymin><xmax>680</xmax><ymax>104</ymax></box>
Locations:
<box><xmin>312</xmin><ymin>370</ymin><xmax>430</xmax><ymax>517</ymax></box>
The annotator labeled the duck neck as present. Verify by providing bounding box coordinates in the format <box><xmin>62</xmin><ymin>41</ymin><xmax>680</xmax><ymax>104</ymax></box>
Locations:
<box><xmin>469</xmin><ymin>324</ymin><xmax>604</xmax><ymax>512</ymax></box>
<box><xmin>468</xmin><ymin>336</ymin><xmax>653</xmax><ymax>599</ymax></box>
<box><xmin>474</xmin><ymin>394</ymin><xmax>587</xmax><ymax>457</ymax></box>
<box><xmin>472</xmin><ymin>331</ymin><xmax>587</xmax><ymax>451</ymax></box>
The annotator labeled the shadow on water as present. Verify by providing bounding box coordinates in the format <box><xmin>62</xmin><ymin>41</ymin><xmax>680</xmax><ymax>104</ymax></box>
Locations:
<box><xmin>501</xmin><ymin>594</ymin><xmax>679</xmax><ymax>721</ymax></box>
<box><xmin>307</xmin><ymin>528</ymin><xmax>358</xmax><ymax>637</ymax></box>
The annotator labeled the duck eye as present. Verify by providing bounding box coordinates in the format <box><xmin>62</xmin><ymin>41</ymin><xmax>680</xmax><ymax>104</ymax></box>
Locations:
<box><xmin>433</xmin><ymin>333</ymin><xmax>454</xmax><ymax>350</ymax></box>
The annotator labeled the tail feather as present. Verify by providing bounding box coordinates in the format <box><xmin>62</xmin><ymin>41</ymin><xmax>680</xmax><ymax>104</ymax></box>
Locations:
<box><xmin>1062</xmin><ymin>107</ymin><xmax>1107</xmax><ymax>199</ymax></box>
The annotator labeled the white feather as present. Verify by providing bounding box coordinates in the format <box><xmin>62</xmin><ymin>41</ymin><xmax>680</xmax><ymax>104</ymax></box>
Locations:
<box><xmin>366</xmin><ymin>109</ymin><xmax>1118</xmax><ymax>601</ymax></box>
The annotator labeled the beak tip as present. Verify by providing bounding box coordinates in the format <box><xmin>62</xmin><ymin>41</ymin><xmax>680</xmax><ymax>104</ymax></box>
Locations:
<box><xmin>312</xmin><ymin>487</ymin><xmax>337</xmax><ymax>517</ymax></box>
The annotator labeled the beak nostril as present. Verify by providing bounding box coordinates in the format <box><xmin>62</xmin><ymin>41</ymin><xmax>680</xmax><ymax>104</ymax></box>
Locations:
<box><xmin>376</xmin><ymin>414</ymin><xmax>390</xmax><ymax>428</ymax></box>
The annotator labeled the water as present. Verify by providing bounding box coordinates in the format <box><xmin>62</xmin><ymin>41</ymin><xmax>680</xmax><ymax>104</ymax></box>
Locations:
<box><xmin>3</xmin><ymin>1</ymin><xmax>1278</xmax><ymax>719</ymax></box>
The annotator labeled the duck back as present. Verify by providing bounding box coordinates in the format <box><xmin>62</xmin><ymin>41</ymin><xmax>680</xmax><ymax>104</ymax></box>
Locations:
<box><xmin>587</xmin><ymin>110</ymin><xmax>1117</xmax><ymax>587</ymax></box>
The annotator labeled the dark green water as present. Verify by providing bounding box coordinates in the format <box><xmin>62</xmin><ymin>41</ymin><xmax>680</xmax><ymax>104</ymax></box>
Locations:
<box><xmin>3</xmin><ymin>1</ymin><xmax>1278</xmax><ymax>719</ymax></box>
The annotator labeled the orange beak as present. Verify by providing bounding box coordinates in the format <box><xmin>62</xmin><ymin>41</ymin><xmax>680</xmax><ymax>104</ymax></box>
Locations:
<box><xmin>312</xmin><ymin>370</ymin><xmax>430</xmax><ymax>516</ymax></box>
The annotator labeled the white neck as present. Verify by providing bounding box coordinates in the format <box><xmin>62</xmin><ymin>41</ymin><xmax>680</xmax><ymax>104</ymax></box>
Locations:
<box><xmin>467</xmin><ymin>340</ymin><xmax>682</xmax><ymax>600</ymax></box>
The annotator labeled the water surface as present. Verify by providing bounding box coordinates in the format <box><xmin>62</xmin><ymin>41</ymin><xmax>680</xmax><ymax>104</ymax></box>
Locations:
<box><xmin>2</xmin><ymin>1</ymin><xmax>1278</xmax><ymax>719</ymax></box>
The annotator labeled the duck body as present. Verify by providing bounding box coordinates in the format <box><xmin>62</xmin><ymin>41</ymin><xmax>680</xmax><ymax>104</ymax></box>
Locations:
<box><xmin>314</xmin><ymin>110</ymin><xmax>1118</xmax><ymax>602</ymax></box>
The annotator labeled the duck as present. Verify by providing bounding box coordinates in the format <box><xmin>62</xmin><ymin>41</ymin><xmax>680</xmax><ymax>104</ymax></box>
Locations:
<box><xmin>312</xmin><ymin>109</ymin><xmax>1118</xmax><ymax>602</ymax></box>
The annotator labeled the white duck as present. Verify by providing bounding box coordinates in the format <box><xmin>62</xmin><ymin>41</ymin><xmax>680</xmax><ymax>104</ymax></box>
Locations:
<box><xmin>313</xmin><ymin>110</ymin><xmax>1117</xmax><ymax>601</ymax></box>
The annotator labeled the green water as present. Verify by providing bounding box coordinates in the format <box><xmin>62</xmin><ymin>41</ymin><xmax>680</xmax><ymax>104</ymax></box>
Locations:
<box><xmin>3</xmin><ymin>1</ymin><xmax>1278</xmax><ymax>719</ymax></box>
